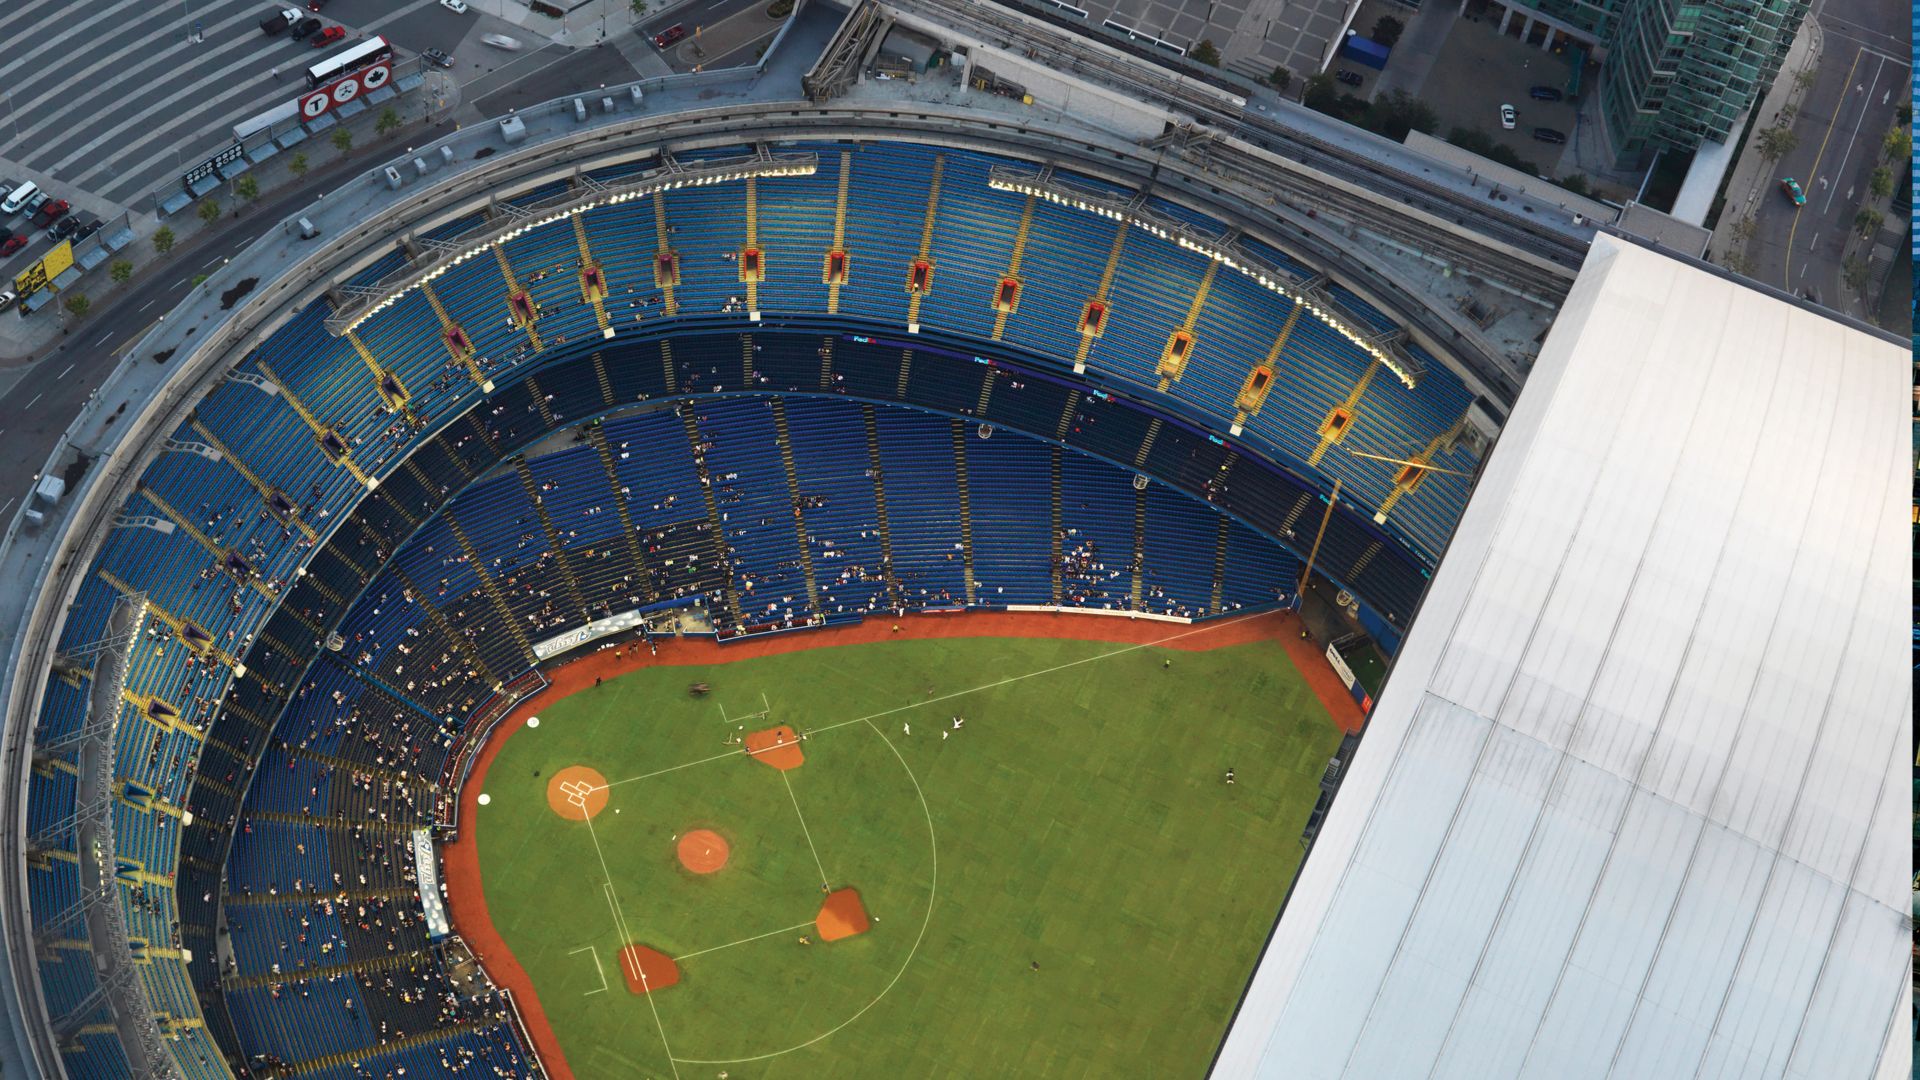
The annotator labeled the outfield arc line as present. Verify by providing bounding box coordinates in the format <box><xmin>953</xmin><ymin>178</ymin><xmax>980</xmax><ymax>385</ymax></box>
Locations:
<box><xmin>593</xmin><ymin>608</ymin><xmax>1273</xmax><ymax>793</ymax></box>
<box><xmin>585</xmin><ymin>809</ymin><xmax>681</xmax><ymax>1080</ymax></box>
<box><xmin>672</xmin><ymin>920</ymin><xmax>819</xmax><ymax>963</ymax></box>
<box><xmin>781</xmin><ymin>770</ymin><xmax>832</xmax><ymax>888</ymax></box>
<box><xmin>672</xmin><ymin>716</ymin><xmax>941</xmax><ymax>1066</ymax></box>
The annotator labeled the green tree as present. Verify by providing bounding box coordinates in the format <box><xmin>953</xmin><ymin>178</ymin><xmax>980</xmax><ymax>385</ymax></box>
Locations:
<box><xmin>1303</xmin><ymin>73</ymin><xmax>1340</xmax><ymax>114</ymax></box>
<box><xmin>1881</xmin><ymin>125</ymin><xmax>1910</xmax><ymax>164</ymax></box>
<box><xmin>1755</xmin><ymin>125</ymin><xmax>1797</xmax><ymax>161</ymax></box>
<box><xmin>1841</xmin><ymin>256</ymin><xmax>1871</xmax><ymax>292</ymax></box>
<box><xmin>1867</xmin><ymin>165</ymin><xmax>1892</xmax><ymax>200</ymax></box>
<box><xmin>289</xmin><ymin>152</ymin><xmax>310</xmax><ymax>178</ymax></box>
<box><xmin>1726</xmin><ymin>214</ymin><xmax>1756</xmax><ymax>245</ymax></box>
<box><xmin>1852</xmin><ymin>207</ymin><xmax>1883</xmax><ymax>237</ymax></box>
<box><xmin>1898</xmin><ymin>103</ymin><xmax>1912</xmax><ymax>127</ymax></box>
<box><xmin>235</xmin><ymin>173</ymin><xmax>260</xmax><ymax>203</ymax></box>
<box><xmin>1792</xmin><ymin>67</ymin><xmax>1816</xmax><ymax>91</ymax></box>
<box><xmin>767</xmin><ymin>0</ymin><xmax>794</xmax><ymax>14</ymax></box>
<box><xmin>376</xmin><ymin>106</ymin><xmax>402</xmax><ymax>137</ymax></box>
<box><xmin>198</xmin><ymin>198</ymin><xmax>221</xmax><ymax>224</ymax></box>
<box><xmin>110</xmin><ymin>259</ymin><xmax>133</xmax><ymax>283</ymax></box>
<box><xmin>63</xmin><ymin>293</ymin><xmax>90</xmax><ymax>319</ymax></box>
<box><xmin>1369</xmin><ymin>15</ymin><xmax>1405</xmax><ymax>48</ymax></box>
<box><xmin>153</xmin><ymin>226</ymin><xmax>175</xmax><ymax>255</ymax></box>
<box><xmin>1189</xmin><ymin>39</ymin><xmax>1220</xmax><ymax>67</ymax></box>
<box><xmin>1268</xmin><ymin>66</ymin><xmax>1291</xmax><ymax>92</ymax></box>
<box><xmin>1365</xmin><ymin>90</ymin><xmax>1437</xmax><ymax>140</ymax></box>
<box><xmin>629</xmin><ymin>0</ymin><xmax>648</xmax><ymax>11</ymax></box>
<box><xmin>1720</xmin><ymin>251</ymin><xmax>1753</xmax><ymax>275</ymax></box>
<box><xmin>332</xmin><ymin>126</ymin><xmax>354</xmax><ymax>154</ymax></box>
<box><xmin>1557</xmin><ymin>173</ymin><xmax>1591</xmax><ymax>197</ymax></box>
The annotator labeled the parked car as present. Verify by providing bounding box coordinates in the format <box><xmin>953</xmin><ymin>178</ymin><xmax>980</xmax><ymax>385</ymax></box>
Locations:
<box><xmin>48</xmin><ymin>215</ymin><xmax>79</xmax><ymax>241</ymax></box>
<box><xmin>310</xmin><ymin>24</ymin><xmax>345</xmax><ymax>46</ymax></box>
<box><xmin>1528</xmin><ymin>85</ymin><xmax>1564</xmax><ymax>102</ymax></box>
<box><xmin>1778</xmin><ymin>177</ymin><xmax>1805</xmax><ymax>206</ymax></box>
<box><xmin>306</xmin><ymin>0</ymin><xmax>327</xmax><ymax>8</ymax></box>
<box><xmin>1335</xmin><ymin>69</ymin><xmax>1363</xmax><ymax>86</ymax></box>
<box><xmin>480</xmin><ymin>33</ymin><xmax>522</xmax><ymax>50</ymax></box>
<box><xmin>291</xmin><ymin>16</ymin><xmax>321</xmax><ymax>38</ymax></box>
<box><xmin>1531</xmin><ymin>127</ymin><xmax>1567</xmax><ymax>144</ymax></box>
<box><xmin>30</xmin><ymin>199</ymin><xmax>69</xmax><ymax>228</ymax></box>
<box><xmin>0</xmin><ymin>289</ymin><xmax>16</xmax><ymax>312</ymax></box>
<box><xmin>0</xmin><ymin>235</ymin><xmax>24</xmax><ymax>256</ymax></box>
<box><xmin>652</xmin><ymin>23</ymin><xmax>687</xmax><ymax>48</ymax></box>
<box><xmin>439</xmin><ymin>0</ymin><xmax>469</xmax><ymax>11</ymax></box>
<box><xmin>1</xmin><ymin>180</ymin><xmax>38</xmax><ymax>216</ymax></box>
<box><xmin>259</xmin><ymin>7</ymin><xmax>299</xmax><ymax>35</ymax></box>
<box><xmin>422</xmin><ymin>47</ymin><xmax>454</xmax><ymax>68</ymax></box>
<box><xmin>1499</xmin><ymin>103</ymin><xmax>1517</xmax><ymax>130</ymax></box>
<box><xmin>72</xmin><ymin>219</ymin><xmax>103</xmax><ymax>243</ymax></box>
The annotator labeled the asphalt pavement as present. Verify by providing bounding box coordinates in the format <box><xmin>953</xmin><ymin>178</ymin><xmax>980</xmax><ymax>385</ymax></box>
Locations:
<box><xmin>1743</xmin><ymin>0</ymin><xmax>1908</xmax><ymax>312</ymax></box>
<box><xmin>0</xmin><ymin>134</ymin><xmax>450</xmax><ymax>521</ymax></box>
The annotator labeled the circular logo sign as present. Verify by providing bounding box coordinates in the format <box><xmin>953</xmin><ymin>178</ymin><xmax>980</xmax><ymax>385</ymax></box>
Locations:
<box><xmin>331</xmin><ymin>75</ymin><xmax>363</xmax><ymax>104</ymax></box>
<box><xmin>359</xmin><ymin>62</ymin><xmax>391</xmax><ymax>90</ymax></box>
<box><xmin>300</xmin><ymin>90</ymin><xmax>332</xmax><ymax>118</ymax></box>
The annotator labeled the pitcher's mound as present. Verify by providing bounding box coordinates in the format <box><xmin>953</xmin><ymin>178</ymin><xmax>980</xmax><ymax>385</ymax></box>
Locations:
<box><xmin>816</xmin><ymin>887</ymin><xmax>871</xmax><ymax>942</ymax></box>
<box><xmin>676</xmin><ymin>829</ymin><xmax>730</xmax><ymax>874</ymax></box>
<box><xmin>744</xmin><ymin>725</ymin><xmax>804</xmax><ymax>770</ymax></box>
<box><xmin>546</xmin><ymin>766</ymin><xmax>609</xmax><ymax>821</ymax></box>
<box><xmin>619</xmin><ymin>944</ymin><xmax>680</xmax><ymax>994</ymax></box>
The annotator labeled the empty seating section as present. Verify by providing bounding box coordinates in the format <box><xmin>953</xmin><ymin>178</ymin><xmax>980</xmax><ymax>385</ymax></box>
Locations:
<box><xmin>38</xmin><ymin>945</ymin><xmax>96</xmax><ymax>1018</ymax></box>
<box><xmin>871</xmin><ymin>406</ymin><xmax>968</xmax><ymax>606</ymax></box>
<box><xmin>297</xmin><ymin>1022</ymin><xmax>533</xmax><ymax>1079</ymax></box>
<box><xmin>499</xmin><ymin>212</ymin><xmax>597</xmax><ymax>343</ymax></box>
<box><xmin>693</xmin><ymin>401</ymin><xmax>809</xmax><ymax>618</ymax></box>
<box><xmin>225</xmin><ymin>979</ymin><xmax>377</xmax><ymax>1064</ymax></box>
<box><xmin>657</xmin><ymin>184</ymin><xmax>748</xmax><ymax>317</ymax></box>
<box><xmin>998</xmin><ymin>183</ymin><xmax>1115</xmax><ymax>360</ymax></box>
<box><xmin>782</xmin><ymin>398</ymin><xmax>890</xmax><ymax>619</ymax></box>
<box><xmin>162</xmin><ymin>1025</ymin><xmax>230</xmax><ymax>1080</ymax></box>
<box><xmin>28</xmin><ymin>768</ymin><xmax>77</xmax><ymax>839</ymax></box>
<box><xmin>1222</xmin><ymin>521</ymin><xmax>1296</xmax><ymax>611</ymax></box>
<box><xmin>836</xmin><ymin>145</ymin><xmax>931</xmax><ymax>325</ymax></box>
<box><xmin>907</xmin><ymin>152</ymin><xmax>1017</xmax><ymax>341</ymax></box>
<box><xmin>603</xmin><ymin>408</ymin><xmax>727</xmax><ymax>605</ymax></box>
<box><xmin>108</xmin><ymin>799</ymin><xmax>176</xmax><ymax>877</ymax></box>
<box><xmin>66</xmin><ymin>1025</ymin><xmax>134</xmax><ymax>1080</ymax></box>
<box><xmin>1057</xmin><ymin>454</ymin><xmax>1136</xmax><ymax>608</ymax></box>
<box><xmin>578</xmin><ymin>201</ymin><xmax>659</xmax><ymax>324</ymax></box>
<box><xmin>1095</xmin><ymin>236</ymin><xmax>1214</xmax><ymax>389</ymax></box>
<box><xmin>749</xmin><ymin>162</ymin><xmax>840</xmax><ymax>314</ymax></box>
<box><xmin>962</xmin><ymin>431</ymin><xmax>1053</xmax><ymax>603</ymax></box>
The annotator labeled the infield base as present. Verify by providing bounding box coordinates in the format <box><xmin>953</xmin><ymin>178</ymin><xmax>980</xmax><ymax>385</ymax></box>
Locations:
<box><xmin>620</xmin><ymin>944</ymin><xmax>681</xmax><ymax>994</ymax></box>
<box><xmin>744</xmin><ymin>724</ymin><xmax>804</xmax><ymax>770</ymax></box>
<box><xmin>816</xmin><ymin>887</ymin><xmax>871</xmax><ymax>942</ymax></box>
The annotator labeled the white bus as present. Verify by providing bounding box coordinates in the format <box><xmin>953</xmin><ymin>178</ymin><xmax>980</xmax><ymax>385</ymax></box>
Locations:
<box><xmin>306</xmin><ymin>35</ymin><xmax>393</xmax><ymax>89</ymax></box>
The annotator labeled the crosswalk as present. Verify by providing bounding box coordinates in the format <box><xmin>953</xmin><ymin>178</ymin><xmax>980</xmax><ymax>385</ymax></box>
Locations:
<box><xmin>0</xmin><ymin>0</ymin><xmax>405</xmax><ymax>208</ymax></box>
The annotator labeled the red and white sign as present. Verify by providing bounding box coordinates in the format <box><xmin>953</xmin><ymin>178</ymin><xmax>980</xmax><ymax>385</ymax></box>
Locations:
<box><xmin>298</xmin><ymin>60</ymin><xmax>392</xmax><ymax>120</ymax></box>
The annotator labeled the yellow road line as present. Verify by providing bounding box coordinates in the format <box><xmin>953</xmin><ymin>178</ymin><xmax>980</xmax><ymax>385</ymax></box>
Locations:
<box><xmin>1782</xmin><ymin>46</ymin><xmax>1863</xmax><ymax>291</ymax></box>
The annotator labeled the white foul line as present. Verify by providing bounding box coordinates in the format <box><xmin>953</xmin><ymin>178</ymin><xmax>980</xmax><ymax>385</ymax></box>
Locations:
<box><xmin>781</xmin><ymin>770</ymin><xmax>830</xmax><ymax>888</ymax></box>
<box><xmin>584</xmin><ymin>809</ymin><xmax>681</xmax><ymax>1080</ymax></box>
<box><xmin>671</xmin><ymin>920</ymin><xmax>818</xmax><ymax>964</ymax></box>
<box><xmin>567</xmin><ymin>945</ymin><xmax>609</xmax><ymax>995</ymax></box>
<box><xmin>595</xmin><ymin>609</ymin><xmax>1273</xmax><ymax>794</ymax></box>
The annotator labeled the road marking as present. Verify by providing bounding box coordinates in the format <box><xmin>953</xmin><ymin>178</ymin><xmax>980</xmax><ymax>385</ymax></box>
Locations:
<box><xmin>25</xmin><ymin>394</ymin><xmax>40</xmax><ymax>408</ymax></box>
<box><xmin>1817</xmin><ymin>51</ymin><xmax>1886</xmax><ymax>215</ymax></box>
<box><xmin>202</xmin><ymin>254</ymin><xmax>224</xmax><ymax>269</ymax></box>
<box><xmin>57</xmin><ymin>363</ymin><xmax>74</xmax><ymax>379</ymax></box>
<box><xmin>139</xmin><ymin>298</ymin><xmax>156</xmax><ymax>312</ymax></box>
<box><xmin>1782</xmin><ymin>46</ymin><xmax>1863</xmax><ymax>290</ymax></box>
<box><xmin>0</xmin><ymin>497</ymin><xmax>13</xmax><ymax>517</ymax></box>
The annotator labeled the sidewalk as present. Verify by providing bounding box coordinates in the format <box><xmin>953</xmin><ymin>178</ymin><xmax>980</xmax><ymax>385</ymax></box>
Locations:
<box><xmin>1704</xmin><ymin>15</ymin><xmax>1822</xmax><ymax>263</ymax></box>
<box><xmin>0</xmin><ymin>69</ymin><xmax>461</xmax><ymax>368</ymax></box>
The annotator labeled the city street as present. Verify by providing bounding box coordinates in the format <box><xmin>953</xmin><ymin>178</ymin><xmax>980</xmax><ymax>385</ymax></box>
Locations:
<box><xmin>1738</xmin><ymin>0</ymin><xmax>1908</xmax><ymax>312</ymax></box>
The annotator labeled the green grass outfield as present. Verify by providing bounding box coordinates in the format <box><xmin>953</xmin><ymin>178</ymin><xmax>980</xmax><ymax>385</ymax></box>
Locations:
<box><xmin>475</xmin><ymin>634</ymin><xmax>1343</xmax><ymax>1079</ymax></box>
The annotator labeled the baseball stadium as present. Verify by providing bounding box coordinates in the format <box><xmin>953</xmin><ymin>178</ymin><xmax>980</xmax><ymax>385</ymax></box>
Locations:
<box><xmin>0</xmin><ymin>2</ymin><xmax>1906</xmax><ymax>1080</ymax></box>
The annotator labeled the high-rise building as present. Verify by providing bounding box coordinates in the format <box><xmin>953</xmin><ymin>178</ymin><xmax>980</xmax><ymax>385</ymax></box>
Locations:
<box><xmin>1479</xmin><ymin>0</ymin><xmax>1810</xmax><ymax>161</ymax></box>
<box><xmin>1599</xmin><ymin>0</ymin><xmax>1807</xmax><ymax>156</ymax></box>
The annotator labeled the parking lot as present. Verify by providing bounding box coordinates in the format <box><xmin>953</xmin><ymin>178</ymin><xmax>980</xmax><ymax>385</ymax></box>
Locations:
<box><xmin>1403</xmin><ymin>13</ymin><xmax>1582</xmax><ymax>173</ymax></box>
